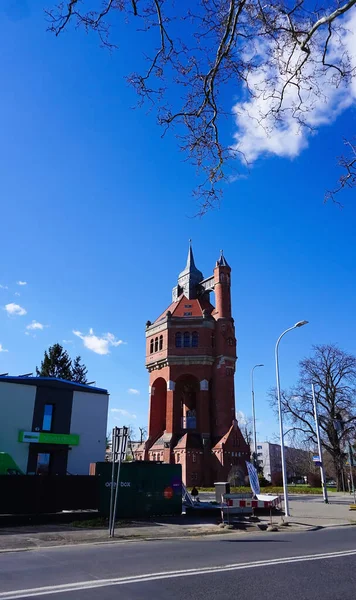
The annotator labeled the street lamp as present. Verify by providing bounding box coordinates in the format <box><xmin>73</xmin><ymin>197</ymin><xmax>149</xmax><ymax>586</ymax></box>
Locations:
<box><xmin>251</xmin><ymin>364</ymin><xmax>264</xmax><ymax>469</ymax></box>
<box><xmin>275</xmin><ymin>320</ymin><xmax>308</xmax><ymax>518</ymax></box>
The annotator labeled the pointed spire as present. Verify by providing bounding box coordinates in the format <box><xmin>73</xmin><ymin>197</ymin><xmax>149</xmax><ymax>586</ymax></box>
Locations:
<box><xmin>216</xmin><ymin>249</ymin><xmax>229</xmax><ymax>267</ymax></box>
<box><xmin>173</xmin><ymin>240</ymin><xmax>204</xmax><ymax>300</ymax></box>
<box><xmin>185</xmin><ymin>239</ymin><xmax>197</xmax><ymax>271</ymax></box>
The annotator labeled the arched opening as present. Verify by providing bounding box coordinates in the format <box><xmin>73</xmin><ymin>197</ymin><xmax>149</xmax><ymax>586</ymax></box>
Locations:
<box><xmin>159</xmin><ymin>335</ymin><xmax>163</xmax><ymax>351</ymax></box>
<box><xmin>149</xmin><ymin>377</ymin><xmax>167</xmax><ymax>439</ymax></box>
<box><xmin>150</xmin><ymin>339</ymin><xmax>154</xmax><ymax>354</ymax></box>
<box><xmin>183</xmin><ymin>332</ymin><xmax>190</xmax><ymax>348</ymax></box>
<box><xmin>175</xmin><ymin>375</ymin><xmax>199</xmax><ymax>431</ymax></box>
<box><xmin>175</xmin><ymin>332</ymin><xmax>182</xmax><ymax>347</ymax></box>
<box><xmin>192</xmin><ymin>331</ymin><xmax>199</xmax><ymax>347</ymax></box>
<box><xmin>154</xmin><ymin>337</ymin><xmax>158</xmax><ymax>352</ymax></box>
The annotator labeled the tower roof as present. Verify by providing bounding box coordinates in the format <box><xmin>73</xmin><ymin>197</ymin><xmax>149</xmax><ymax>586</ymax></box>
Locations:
<box><xmin>216</xmin><ymin>250</ymin><xmax>229</xmax><ymax>268</ymax></box>
<box><xmin>172</xmin><ymin>241</ymin><xmax>204</xmax><ymax>301</ymax></box>
<box><xmin>178</xmin><ymin>241</ymin><xmax>204</xmax><ymax>282</ymax></box>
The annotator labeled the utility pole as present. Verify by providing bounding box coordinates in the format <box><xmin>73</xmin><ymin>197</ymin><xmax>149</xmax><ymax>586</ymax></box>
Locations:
<box><xmin>311</xmin><ymin>384</ymin><xmax>328</xmax><ymax>504</ymax></box>
<box><xmin>348</xmin><ymin>443</ymin><xmax>356</xmax><ymax>503</ymax></box>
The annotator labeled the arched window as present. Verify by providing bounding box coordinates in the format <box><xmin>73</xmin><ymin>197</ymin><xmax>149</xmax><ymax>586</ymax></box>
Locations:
<box><xmin>183</xmin><ymin>332</ymin><xmax>190</xmax><ymax>347</ymax></box>
<box><xmin>192</xmin><ymin>331</ymin><xmax>199</xmax><ymax>347</ymax></box>
<box><xmin>154</xmin><ymin>337</ymin><xmax>158</xmax><ymax>352</ymax></box>
<box><xmin>211</xmin><ymin>333</ymin><xmax>215</xmax><ymax>348</ymax></box>
<box><xmin>159</xmin><ymin>335</ymin><xmax>163</xmax><ymax>350</ymax></box>
<box><xmin>153</xmin><ymin>453</ymin><xmax>157</xmax><ymax>461</ymax></box>
<box><xmin>175</xmin><ymin>332</ymin><xmax>182</xmax><ymax>348</ymax></box>
<box><xmin>176</xmin><ymin>453</ymin><xmax>180</xmax><ymax>463</ymax></box>
<box><xmin>150</xmin><ymin>339</ymin><xmax>154</xmax><ymax>354</ymax></box>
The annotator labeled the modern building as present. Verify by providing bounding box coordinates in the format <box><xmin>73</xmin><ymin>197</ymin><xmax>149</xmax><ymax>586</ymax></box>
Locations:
<box><xmin>256</xmin><ymin>441</ymin><xmax>312</xmax><ymax>482</ymax></box>
<box><xmin>0</xmin><ymin>376</ymin><xmax>109</xmax><ymax>475</ymax></box>
<box><xmin>134</xmin><ymin>244</ymin><xmax>249</xmax><ymax>486</ymax></box>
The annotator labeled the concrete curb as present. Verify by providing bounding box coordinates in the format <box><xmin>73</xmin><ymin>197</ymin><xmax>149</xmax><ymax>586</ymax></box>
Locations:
<box><xmin>0</xmin><ymin>521</ymin><xmax>332</xmax><ymax>553</ymax></box>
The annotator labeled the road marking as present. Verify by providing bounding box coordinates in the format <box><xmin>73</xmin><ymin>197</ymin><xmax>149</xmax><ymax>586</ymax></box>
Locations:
<box><xmin>1</xmin><ymin>548</ymin><xmax>356</xmax><ymax>598</ymax></box>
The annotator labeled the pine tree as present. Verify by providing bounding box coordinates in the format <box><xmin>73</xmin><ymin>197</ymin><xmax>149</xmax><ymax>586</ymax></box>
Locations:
<box><xmin>71</xmin><ymin>356</ymin><xmax>88</xmax><ymax>384</ymax></box>
<box><xmin>36</xmin><ymin>344</ymin><xmax>73</xmax><ymax>380</ymax></box>
<box><xmin>36</xmin><ymin>344</ymin><xmax>89</xmax><ymax>383</ymax></box>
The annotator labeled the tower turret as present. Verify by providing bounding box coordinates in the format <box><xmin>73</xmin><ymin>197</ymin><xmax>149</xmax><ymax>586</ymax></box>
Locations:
<box><xmin>213</xmin><ymin>251</ymin><xmax>231</xmax><ymax>319</ymax></box>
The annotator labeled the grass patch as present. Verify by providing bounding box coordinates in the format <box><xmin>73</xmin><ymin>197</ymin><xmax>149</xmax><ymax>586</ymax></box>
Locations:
<box><xmin>71</xmin><ymin>518</ymin><xmax>133</xmax><ymax>528</ymax></box>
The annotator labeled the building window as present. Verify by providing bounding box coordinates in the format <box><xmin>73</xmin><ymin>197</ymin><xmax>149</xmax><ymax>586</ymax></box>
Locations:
<box><xmin>175</xmin><ymin>332</ymin><xmax>182</xmax><ymax>347</ymax></box>
<box><xmin>191</xmin><ymin>472</ymin><xmax>198</xmax><ymax>481</ymax></box>
<box><xmin>257</xmin><ymin>445</ymin><xmax>262</xmax><ymax>449</ymax></box>
<box><xmin>176</xmin><ymin>453</ymin><xmax>180</xmax><ymax>463</ymax></box>
<box><xmin>153</xmin><ymin>454</ymin><xmax>156</xmax><ymax>461</ymax></box>
<box><xmin>192</xmin><ymin>453</ymin><xmax>197</xmax><ymax>463</ymax></box>
<box><xmin>183</xmin><ymin>332</ymin><xmax>190</xmax><ymax>347</ymax></box>
<box><xmin>184</xmin><ymin>304</ymin><xmax>192</xmax><ymax>308</ymax></box>
<box><xmin>257</xmin><ymin>452</ymin><xmax>262</xmax><ymax>457</ymax></box>
<box><xmin>184</xmin><ymin>312</ymin><xmax>192</xmax><ymax>316</ymax></box>
<box><xmin>36</xmin><ymin>453</ymin><xmax>50</xmax><ymax>475</ymax></box>
<box><xmin>227</xmin><ymin>337</ymin><xmax>234</xmax><ymax>346</ymax></box>
<box><xmin>42</xmin><ymin>405</ymin><xmax>54</xmax><ymax>432</ymax></box>
<box><xmin>150</xmin><ymin>339</ymin><xmax>154</xmax><ymax>354</ymax></box>
<box><xmin>192</xmin><ymin>331</ymin><xmax>199</xmax><ymax>347</ymax></box>
<box><xmin>159</xmin><ymin>335</ymin><xmax>163</xmax><ymax>351</ymax></box>
<box><xmin>211</xmin><ymin>333</ymin><xmax>215</xmax><ymax>348</ymax></box>
<box><xmin>154</xmin><ymin>337</ymin><xmax>158</xmax><ymax>352</ymax></box>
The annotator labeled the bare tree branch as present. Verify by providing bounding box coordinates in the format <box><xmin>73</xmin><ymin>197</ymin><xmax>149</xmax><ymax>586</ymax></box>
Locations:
<box><xmin>46</xmin><ymin>1</ymin><xmax>356</xmax><ymax>209</ymax></box>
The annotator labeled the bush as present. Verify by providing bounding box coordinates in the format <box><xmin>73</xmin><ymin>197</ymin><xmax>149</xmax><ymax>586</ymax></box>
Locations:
<box><xmin>271</xmin><ymin>471</ymin><xmax>283</xmax><ymax>486</ymax></box>
<box><xmin>307</xmin><ymin>473</ymin><xmax>321</xmax><ymax>487</ymax></box>
<box><xmin>258</xmin><ymin>474</ymin><xmax>271</xmax><ymax>488</ymax></box>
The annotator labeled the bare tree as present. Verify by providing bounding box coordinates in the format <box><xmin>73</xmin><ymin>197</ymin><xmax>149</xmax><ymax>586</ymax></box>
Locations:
<box><xmin>46</xmin><ymin>1</ymin><xmax>356</xmax><ymax>210</ymax></box>
<box><xmin>138</xmin><ymin>426</ymin><xmax>147</xmax><ymax>444</ymax></box>
<box><xmin>271</xmin><ymin>344</ymin><xmax>356</xmax><ymax>491</ymax></box>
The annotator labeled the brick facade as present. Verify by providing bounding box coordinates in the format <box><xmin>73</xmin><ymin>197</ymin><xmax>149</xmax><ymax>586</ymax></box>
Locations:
<box><xmin>134</xmin><ymin>245</ymin><xmax>250</xmax><ymax>486</ymax></box>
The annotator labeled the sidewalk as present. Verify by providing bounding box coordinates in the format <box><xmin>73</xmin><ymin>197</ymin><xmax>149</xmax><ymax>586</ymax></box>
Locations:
<box><xmin>0</xmin><ymin>492</ymin><xmax>355</xmax><ymax>552</ymax></box>
<box><xmin>286</xmin><ymin>492</ymin><xmax>356</xmax><ymax>528</ymax></box>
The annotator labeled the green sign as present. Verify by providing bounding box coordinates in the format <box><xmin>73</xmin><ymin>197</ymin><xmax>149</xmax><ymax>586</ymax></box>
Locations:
<box><xmin>18</xmin><ymin>431</ymin><xmax>80</xmax><ymax>446</ymax></box>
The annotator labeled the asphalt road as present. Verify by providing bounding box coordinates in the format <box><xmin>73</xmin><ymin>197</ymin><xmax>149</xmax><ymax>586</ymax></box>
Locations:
<box><xmin>1</xmin><ymin>526</ymin><xmax>356</xmax><ymax>599</ymax></box>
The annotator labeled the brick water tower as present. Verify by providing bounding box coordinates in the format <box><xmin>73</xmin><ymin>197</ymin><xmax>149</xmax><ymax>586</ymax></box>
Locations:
<box><xmin>135</xmin><ymin>243</ymin><xmax>249</xmax><ymax>486</ymax></box>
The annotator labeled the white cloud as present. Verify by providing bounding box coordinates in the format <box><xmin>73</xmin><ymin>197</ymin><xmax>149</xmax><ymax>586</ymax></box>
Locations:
<box><xmin>5</xmin><ymin>303</ymin><xmax>27</xmax><ymax>316</ymax></box>
<box><xmin>62</xmin><ymin>339</ymin><xmax>73</xmax><ymax>344</ymax></box>
<box><xmin>111</xmin><ymin>408</ymin><xmax>137</xmax><ymax>419</ymax></box>
<box><xmin>232</xmin><ymin>12</ymin><xmax>356</xmax><ymax>162</ymax></box>
<box><xmin>128</xmin><ymin>388</ymin><xmax>140</xmax><ymax>395</ymax></box>
<box><xmin>26</xmin><ymin>320</ymin><xmax>44</xmax><ymax>331</ymax></box>
<box><xmin>73</xmin><ymin>328</ymin><xmax>125</xmax><ymax>355</ymax></box>
<box><xmin>0</xmin><ymin>344</ymin><xmax>8</xmax><ymax>353</ymax></box>
<box><xmin>236</xmin><ymin>410</ymin><xmax>248</xmax><ymax>426</ymax></box>
<box><xmin>0</xmin><ymin>284</ymin><xmax>8</xmax><ymax>290</ymax></box>
<box><xmin>17</xmin><ymin>281</ymin><xmax>27</xmax><ymax>286</ymax></box>
<box><xmin>14</xmin><ymin>292</ymin><xmax>20</xmax><ymax>297</ymax></box>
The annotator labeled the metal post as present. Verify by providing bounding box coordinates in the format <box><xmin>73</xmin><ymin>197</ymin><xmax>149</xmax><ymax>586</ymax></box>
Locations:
<box><xmin>108</xmin><ymin>427</ymin><xmax>117</xmax><ymax>536</ymax></box>
<box><xmin>348</xmin><ymin>443</ymin><xmax>356</xmax><ymax>504</ymax></box>
<box><xmin>110</xmin><ymin>427</ymin><xmax>128</xmax><ymax>538</ymax></box>
<box><xmin>275</xmin><ymin>332</ymin><xmax>291</xmax><ymax>518</ymax></box>
<box><xmin>274</xmin><ymin>321</ymin><xmax>308</xmax><ymax>519</ymax></box>
<box><xmin>311</xmin><ymin>384</ymin><xmax>328</xmax><ymax>504</ymax></box>
<box><xmin>251</xmin><ymin>364</ymin><xmax>263</xmax><ymax>469</ymax></box>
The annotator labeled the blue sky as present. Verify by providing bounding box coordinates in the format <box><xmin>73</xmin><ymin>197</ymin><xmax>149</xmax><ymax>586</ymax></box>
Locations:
<box><xmin>0</xmin><ymin>3</ymin><xmax>355</xmax><ymax>442</ymax></box>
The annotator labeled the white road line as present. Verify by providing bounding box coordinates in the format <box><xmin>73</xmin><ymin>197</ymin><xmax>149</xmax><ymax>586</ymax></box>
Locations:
<box><xmin>1</xmin><ymin>548</ymin><xmax>356</xmax><ymax>599</ymax></box>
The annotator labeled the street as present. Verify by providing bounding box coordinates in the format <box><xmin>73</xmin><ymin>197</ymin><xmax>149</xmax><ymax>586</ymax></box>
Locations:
<box><xmin>1</xmin><ymin>526</ymin><xmax>356</xmax><ymax>600</ymax></box>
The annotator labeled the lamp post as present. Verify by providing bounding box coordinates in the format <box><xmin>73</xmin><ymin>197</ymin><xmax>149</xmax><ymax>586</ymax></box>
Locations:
<box><xmin>251</xmin><ymin>364</ymin><xmax>264</xmax><ymax>469</ymax></box>
<box><xmin>275</xmin><ymin>321</ymin><xmax>308</xmax><ymax>518</ymax></box>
